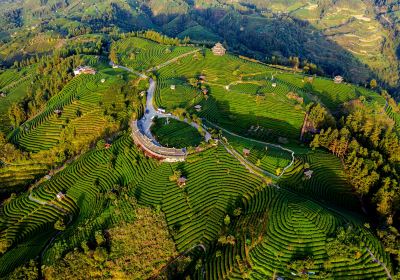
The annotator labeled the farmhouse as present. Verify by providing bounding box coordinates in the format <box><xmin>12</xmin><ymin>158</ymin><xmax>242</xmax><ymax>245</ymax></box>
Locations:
<box><xmin>243</xmin><ymin>148</ymin><xmax>250</xmax><ymax>157</ymax></box>
<box><xmin>333</xmin><ymin>75</ymin><xmax>343</xmax><ymax>84</ymax></box>
<box><xmin>74</xmin><ymin>66</ymin><xmax>96</xmax><ymax>76</ymax></box>
<box><xmin>304</xmin><ymin>169</ymin><xmax>314</xmax><ymax>179</ymax></box>
<box><xmin>212</xmin><ymin>42</ymin><xmax>226</xmax><ymax>56</ymax></box>
<box><xmin>56</xmin><ymin>192</ymin><xmax>65</xmax><ymax>201</ymax></box>
<box><xmin>177</xmin><ymin>176</ymin><xmax>187</xmax><ymax>187</ymax></box>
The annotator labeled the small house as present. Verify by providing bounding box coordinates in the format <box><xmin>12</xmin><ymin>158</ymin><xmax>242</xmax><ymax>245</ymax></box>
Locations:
<box><xmin>194</xmin><ymin>105</ymin><xmax>202</xmax><ymax>112</ymax></box>
<box><xmin>105</xmin><ymin>143</ymin><xmax>111</xmax><ymax>149</ymax></box>
<box><xmin>0</xmin><ymin>92</ymin><xmax>6</xmax><ymax>97</ymax></box>
<box><xmin>272</xmin><ymin>83</ymin><xmax>277</xmax><ymax>87</ymax></box>
<box><xmin>177</xmin><ymin>176</ymin><xmax>187</xmax><ymax>187</ymax></box>
<box><xmin>243</xmin><ymin>148</ymin><xmax>250</xmax><ymax>157</ymax></box>
<box><xmin>199</xmin><ymin>75</ymin><xmax>206</xmax><ymax>81</ymax></box>
<box><xmin>202</xmin><ymin>89</ymin><xmax>208</xmax><ymax>95</ymax></box>
<box><xmin>56</xmin><ymin>192</ymin><xmax>65</xmax><ymax>201</ymax></box>
<box><xmin>304</xmin><ymin>169</ymin><xmax>313</xmax><ymax>179</ymax></box>
<box><xmin>212</xmin><ymin>42</ymin><xmax>226</xmax><ymax>56</ymax></box>
<box><xmin>170</xmin><ymin>84</ymin><xmax>176</xmax><ymax>90</ymax></box>
<box><xmin>74</xmin><ymin>66</ymin><xmax>96</xmax><ymax>76</ymax></box>
<box><xmin>45</xmin><ymin>175</ymin><xmax>52</xmax><ymax>180</ymax></box>
<box><xmin>333</xmin><ymin>75</ymin><xmax>343</xmax><ymax>84</ymax></box>
<box><xmin>157</xmin><ymin>108</ymin><xmax>166</xmax><ymax>114</ymax></box>
<box><xmin>54</xmin><ymin>109</ymin><xmax>62</xmax><ymax>115</ymax></box>
<box><xmin>101</xmin><ymin>78</ymin><xmax>105</xmax><ymax>83</ymax></box>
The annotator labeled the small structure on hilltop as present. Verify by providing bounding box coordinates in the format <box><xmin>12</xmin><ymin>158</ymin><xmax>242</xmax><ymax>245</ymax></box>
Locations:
<box><xmin>177</xmin><ymin>176</ymin><xmax>187</xmax><ymax>187</ymax></box>
<box><xmin>170</xmin><ymin>84</ymin><xmax>176</xmax><ymax>90</ymax></box>
<box><xmin>212</xmin><ymin>42</ymin><xmax>226</xmax><ymax>56</ymax></box>
<box><xmin>56</xmin><ymin>192</ymin><xmax>65</xmax><ymax>201</ymax></box>
<box><xmin>194</xmin><ymin>105</ymin><xmax>202</xmax><ymax>112</ymax></box>
<box><xmin>272</xmin><ymin>83</ymin><xmax>277</xmax><ymax>88</ymax></box>
<box><xmin>101</xmin><ymin>78</ymin><xmax>106</xmax><ymax>83</ymax></box>
<box><xmin>243</xmin><ymin>148</ymin><xmax>250</xmax><ymax>157</ymax></box>
<box><xmin>105</xmin><ymin>143</ymin><xmax>111</xmax><ymax>149</ymax></box>
<box><xmin>304</xmin><ymin>169</ymin><xmax>313</xmax><ymax>179</ymax></box>
<box><xmin>0</xmin><ymin>92</ymin><xmax>6</xmax><ymax>97</ymax></box>
<box><xmin>333</xmin><ymin>75</ymin><xmax>343</xmax><ymax>84</ymax></box>
<box><xmin>74</xmin><ymin>66</ymin><xmax>96</xmax><ymax>76</ymax></box>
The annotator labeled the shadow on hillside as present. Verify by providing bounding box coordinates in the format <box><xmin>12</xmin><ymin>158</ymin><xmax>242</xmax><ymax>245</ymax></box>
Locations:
<box><xmin>206</xmin><ymin>98</ymin><xmax>302</xmax><ymax>143</ymax></box>
<box><xmin>279</xmin><ymin>153</ymin><xmax>361</xmax><ymax>212</ymax></box>
<box><xmin>147</xmin><ymin>8</ymin><xmax>375</xmax><ymax>85</ymax></box>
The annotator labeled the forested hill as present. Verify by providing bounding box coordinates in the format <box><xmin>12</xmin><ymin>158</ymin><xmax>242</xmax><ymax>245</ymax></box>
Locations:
<box><xmin>0</xmin><ymin>0</ymin><xmax>399</xmax><ymax>97</ymax></box>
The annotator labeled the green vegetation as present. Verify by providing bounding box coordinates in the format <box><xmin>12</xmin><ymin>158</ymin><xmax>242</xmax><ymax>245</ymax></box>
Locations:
<box><xmin>0</xmin><ymin>27</ymin><xmax>398</xmax><ymax>280</ymax></box>
<box><xmin>112</xmin><ymin>35</ymin><xmax>195</xmax><ymax>72</ymax></box>
<box><xmin>43</xmin><ymin>204</ymin><xmax>177</xmax><ymax>279</ymax></box>
<box><xmin>151</xmin><ymin>117</ymin><xmax>203</xmax><ymax>148</ymax></box>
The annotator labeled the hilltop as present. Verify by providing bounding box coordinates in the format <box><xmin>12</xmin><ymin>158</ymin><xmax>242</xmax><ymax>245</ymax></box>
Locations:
<box><xmin>0</xmin><ymin>0</ymin><xmax>399</xmax><ymax>97</ymax></box>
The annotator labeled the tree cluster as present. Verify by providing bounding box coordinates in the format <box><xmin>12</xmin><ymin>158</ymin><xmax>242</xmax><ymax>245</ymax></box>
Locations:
<box><xmin>310</xmin><ymin>99</ymin><xmax>400</xmax><ymax>268</ymax></box>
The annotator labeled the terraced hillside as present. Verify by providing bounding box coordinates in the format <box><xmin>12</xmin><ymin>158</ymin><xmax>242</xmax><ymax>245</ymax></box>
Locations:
<box><xmin>0</xmin><ymin>134</ymin><xmax>157</xmax><ymax>276</ymax></box>
<box><xmin>112</xmin><ymin>36</ymin><xmax>196</xmax><ymax>72</ymax></box>
<box><xmin>8</xmin><ymin>67</ymin><xmax>134</xmax><ymax>152</ymax></box>
<box><xmin>0</xmin><ymin>37</ymin><xmax>398</xmax><ymax>279</ymax></box>
<box><xmin>156</xmin><ymin>51</ymin><xmax>305</xmax><ymax>142</ymax></box>
<box><xmin>0</xmin><ymin>66</ymin><xmax>35</xmax><ymax>133</ymax></box>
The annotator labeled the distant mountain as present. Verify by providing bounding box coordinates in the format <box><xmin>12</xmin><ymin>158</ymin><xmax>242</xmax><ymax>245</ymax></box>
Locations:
<box><xmin>0</xmin><ymin>0</ymin><xmax>399</xmax><ymax>95</ymax></box>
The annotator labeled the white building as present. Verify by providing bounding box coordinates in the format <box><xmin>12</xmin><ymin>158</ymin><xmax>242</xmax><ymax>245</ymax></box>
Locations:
<box><xmin>74</xmin><ymin>66</ymin><xmax>96</xmax><ymax>76</ymax></box>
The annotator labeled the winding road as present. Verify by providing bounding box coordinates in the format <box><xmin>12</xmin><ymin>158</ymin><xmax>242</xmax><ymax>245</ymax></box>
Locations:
<box><xmin>113</xmin><ymin>50</ymin><xmax>293</xmax><ymax>176</ymax></box>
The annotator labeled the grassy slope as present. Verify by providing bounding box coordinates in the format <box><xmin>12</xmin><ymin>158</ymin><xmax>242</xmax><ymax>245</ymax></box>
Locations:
<box><xmin>151</xmin><ymin>117</ymin><xmax>203</xmax><ymax>148</ymax></box>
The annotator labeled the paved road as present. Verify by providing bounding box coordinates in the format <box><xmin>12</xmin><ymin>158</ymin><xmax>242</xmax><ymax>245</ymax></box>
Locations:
<box><xmin>138</xmin><ymin>78</ymin><xmax>211</xmax><ymax>143</ymax></box>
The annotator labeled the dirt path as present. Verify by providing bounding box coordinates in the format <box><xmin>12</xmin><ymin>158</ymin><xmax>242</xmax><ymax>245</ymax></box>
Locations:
<box><xmin>299</xmin><ymin>113</ymin><xmax>309</xmax><ymax>141</ymax></box>
<box><xmin>203</xmin><ymin>120</ymin><xmax>295</xmax><ymax>178</ymax></box>
<box><xmin>146</xmin><ymin>49</ymin><xmax>201</xmax><ymax>72</ymax></box>
<box><xmin>366</xmin><ymin>247</ymin><xmax>393</xmax><ymax>280</ymax></box>
<box><xmin>221</xmin><ymin>141</ymin><xmax>278</xmax><ymax>180</ymax></box>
